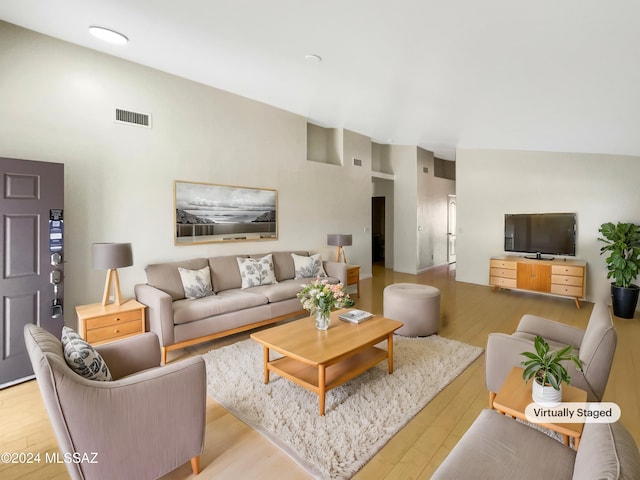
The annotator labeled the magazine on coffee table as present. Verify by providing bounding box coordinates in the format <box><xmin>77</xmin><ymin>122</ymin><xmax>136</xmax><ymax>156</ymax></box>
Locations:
<box><xmin>339</xmin><ymin>309</ymin><xmax>374</xmax><ymax>324</ymax></box>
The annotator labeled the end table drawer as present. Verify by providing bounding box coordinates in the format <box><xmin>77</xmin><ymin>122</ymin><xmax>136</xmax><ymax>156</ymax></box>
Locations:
<box><xmin>86</xmin><ymin>319</ymin><xmax>143</xmax><ymax>344</ymax></box>
<box><xmin>85</xmin><ymin>309</ymin><xmax>142</xmax><ymax>330</ymax></box>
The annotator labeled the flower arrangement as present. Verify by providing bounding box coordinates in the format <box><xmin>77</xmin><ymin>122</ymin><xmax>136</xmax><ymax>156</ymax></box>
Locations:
<box><xmin>297</xmin><ymin>278</ymin><xmax>354</xmax><ymax>316</ymax></box>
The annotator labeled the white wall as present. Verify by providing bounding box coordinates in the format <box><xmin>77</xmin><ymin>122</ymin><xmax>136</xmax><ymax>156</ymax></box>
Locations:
<box><xmin>456</xmin><ymin>148</ymin><xmax>640</xmax><ymax>305</ymax></box>
<box><xmin>0</xmin><ymin>22</ymin><xmax>372</xmax><ymax>326</ymax></box>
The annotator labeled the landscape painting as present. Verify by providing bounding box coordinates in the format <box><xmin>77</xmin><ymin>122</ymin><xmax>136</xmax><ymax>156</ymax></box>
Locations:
<box><xmin>174</xmin><ymin>180</ymin><xmax>277</xmax><ymax>245</ymax></box>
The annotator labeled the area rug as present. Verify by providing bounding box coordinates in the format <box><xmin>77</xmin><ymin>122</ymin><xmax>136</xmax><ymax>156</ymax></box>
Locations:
<box><xmin>202</xmin><ymin>335</ymin><xmax>483</xmax><ymax>480</ymax></box>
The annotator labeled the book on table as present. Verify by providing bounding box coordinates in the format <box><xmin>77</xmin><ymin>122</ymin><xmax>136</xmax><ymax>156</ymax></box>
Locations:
<box><xmin>339</xmin><ymin>309</ymin><xmax>374</xmax><ymax>324</ymax></box>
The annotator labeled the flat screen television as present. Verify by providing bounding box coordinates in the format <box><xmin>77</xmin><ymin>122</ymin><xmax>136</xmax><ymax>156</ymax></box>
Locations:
<box><xmin>504</xmin><ymin>213</ymin><xmax>576</xmax><ymax>258</ymax></box>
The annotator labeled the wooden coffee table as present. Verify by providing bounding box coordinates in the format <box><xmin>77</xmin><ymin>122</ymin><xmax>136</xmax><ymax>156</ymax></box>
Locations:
<box><xmin>492</xmin><ymin>366</ymin><xmax>587</xmax><ymax>449</ymax></box>
<box><xmin>250</xmin><ymin>310</ymin><xmax>403</xmax><ymax>415</ymax></box>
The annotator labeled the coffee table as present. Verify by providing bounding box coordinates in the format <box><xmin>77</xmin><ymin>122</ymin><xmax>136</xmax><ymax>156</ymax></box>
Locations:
<box><xmin>492</xmin><ymin>366</ymin><xmax>587</xmax><ymax>449</ymax></box>
<box><xmin>250</xmin><ymin>310</ymin><xmax>403</xmax><ymax>415</ymax></box>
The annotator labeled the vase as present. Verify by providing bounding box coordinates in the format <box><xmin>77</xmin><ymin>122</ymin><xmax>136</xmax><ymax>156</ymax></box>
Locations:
<box><xmin>532</xmin><ymin>379</ymin><xmax>562</xmax><ymax>407</ymax></box>
<box><xmin>315</xmin><ymin>310</ymin><xmax>331</xmax><ymax>331</ymax></box>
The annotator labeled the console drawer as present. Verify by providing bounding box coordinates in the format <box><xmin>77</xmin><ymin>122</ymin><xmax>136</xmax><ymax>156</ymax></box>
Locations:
<box><xmin>552</xmin><ymin>275</ymin><xmax>583</xmax><ymax>287</ymax></box>
<box><xmin>490</xmin><ymin>276</ymin><xmax>517</xmax><ymax>288</ymax></box>
<box><xmin>551</xmin><ymin>265</ymin><xmax>584</xmax><ymax>277</ymax></box>
<box><xmin>551</xmin><ymin>284</ymin><xmax>583</xmax><ymax>297</ymax></box>
<box><xmin>490</xmin><ymin>259</ymin><xmax>517</xmax><ymax>270</ymax></box>
<box><xmin>490</xmin><ymin>268</ymin><xmax>517</xmax><ymax>279</ymax></box>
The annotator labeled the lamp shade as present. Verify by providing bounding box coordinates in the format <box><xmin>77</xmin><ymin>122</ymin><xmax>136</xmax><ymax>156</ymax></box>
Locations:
<box><xmin>92</xmin><ymin>243</ymin><xmax>133</xmax><ymax>270</ymax></box>
<box><xmin>327</xmin><ymin>234</ymin><xmax>352</xmax><ymax>247</ymax></box>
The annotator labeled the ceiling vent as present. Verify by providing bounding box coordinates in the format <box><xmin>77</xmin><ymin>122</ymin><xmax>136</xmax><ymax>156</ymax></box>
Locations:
<box><xmin>114</xmin><ymin>108</ymin><xmax>151</xmax><ymax>128</ymax></box>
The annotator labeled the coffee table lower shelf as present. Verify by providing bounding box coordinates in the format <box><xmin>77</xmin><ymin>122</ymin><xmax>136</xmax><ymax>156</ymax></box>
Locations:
<box><xmin>266</xmin><ymin>346</ymin><xmax>389</xmax><ymax>415</ymax></box>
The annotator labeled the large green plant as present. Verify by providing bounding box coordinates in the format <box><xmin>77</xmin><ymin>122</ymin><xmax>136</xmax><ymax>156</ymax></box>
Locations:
<box><xmin>521</xmin><ymin>336</ymin><xmax>582</xmax><ymax>390</ymax></box>
<box><xmin>598</xmin><ymin>222</ymin><xmax>640</xmax><ymax>288</ymax></box>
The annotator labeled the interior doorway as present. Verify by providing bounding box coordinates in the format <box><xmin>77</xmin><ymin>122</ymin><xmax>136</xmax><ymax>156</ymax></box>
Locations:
<box><xmin>447</xmin><ymin>194</ymin><xmax>457</xmax><ymax>263</ymax></box>
<box><xmin>372</xmin><ymin>197</ymin><xmax>385</xmax><ymax>264</ymax></box>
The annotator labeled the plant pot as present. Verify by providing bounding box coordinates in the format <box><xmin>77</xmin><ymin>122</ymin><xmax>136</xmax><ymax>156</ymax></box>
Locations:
<box><xmin>611</xmin><ymin>283</ymin><xmax>639</xmax><ymax>319</ymax></box>
<box><xmin>532</xmin><ymin>379</ymin><xmax>562</xmax><ymax>407</ymax></box>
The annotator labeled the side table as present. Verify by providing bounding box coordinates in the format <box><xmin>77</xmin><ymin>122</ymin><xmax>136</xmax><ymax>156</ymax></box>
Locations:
<box><xmin>76</xmin><ymin>299</ymin><xmax>146</xmax><ymax>345</ymax></box>
<box><xmin>492</xmin><ymin>366</ymin><xmax>587</xmax><ymax>449</ymax></box>
<box><xmin>347</xmin><ymin>265</ymin><xmax>360</xmax><ymax>298</ymax></box>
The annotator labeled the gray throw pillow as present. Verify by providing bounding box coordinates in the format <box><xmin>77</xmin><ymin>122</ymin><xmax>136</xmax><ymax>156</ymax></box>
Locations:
<box><xmin>237</xmin><ymin>254</ymin><xmax>278</xmax><ymax>289</ymax></box>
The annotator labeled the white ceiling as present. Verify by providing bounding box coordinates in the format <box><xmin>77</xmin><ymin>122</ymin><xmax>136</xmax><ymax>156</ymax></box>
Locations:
<box><xmin>2</xmin><ymin>0</ymin><xmax>640</xmax><ymax>160</ymax></box>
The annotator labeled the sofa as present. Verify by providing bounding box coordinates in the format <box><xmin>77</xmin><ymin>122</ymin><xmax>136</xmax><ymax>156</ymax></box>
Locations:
<box><xmin>135</xmin><ymin>251</ymin><xmax>347</xmax><ymax>363</ymax></box>
<box><xmin>432</xmin><ymin>409</ymin><xmax>640</xmax><ymax>479</ymax></box>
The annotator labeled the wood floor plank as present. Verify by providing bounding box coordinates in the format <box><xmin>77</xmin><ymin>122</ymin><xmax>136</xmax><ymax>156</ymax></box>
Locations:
<box><xmin>1</xmin><ymin>263</ymin><xmax>638</xmax><ymax>480</ymax></box>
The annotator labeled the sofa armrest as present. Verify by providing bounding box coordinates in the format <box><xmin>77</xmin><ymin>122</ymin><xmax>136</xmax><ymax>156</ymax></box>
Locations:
<box><xmin>52</xmin><ymin>357</ymin><xmax>206</xmax><ymax>480</ymax></box>
<box><xmin>135</xmin><ymin>283</ymin><xmax>175</xmax><ymax>347</ymax></box>
<box><xmin>94</xmin><ymin>332</ymin><xmax>161</xmax><ymax>380</ymax></box>
<box><xmin>485</xmin><ymin>333</ymin><xmax>538</xmax><ymax>395</ymax></box>
<box><xmin>516</xmin><ymin>314</ymin><xmax>585</xmax><ymax>349</ymax></box>
<box><xmin>323</xmin><ymin>261</ymin><xmax>347</xmax><ymax>285</ymax></box>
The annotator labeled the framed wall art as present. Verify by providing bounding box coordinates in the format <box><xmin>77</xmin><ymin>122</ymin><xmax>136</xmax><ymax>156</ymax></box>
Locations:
<box><xmin>174</xmin><ymin>180</ymin><xmax>278</xmax><ymax>245</ymax></box>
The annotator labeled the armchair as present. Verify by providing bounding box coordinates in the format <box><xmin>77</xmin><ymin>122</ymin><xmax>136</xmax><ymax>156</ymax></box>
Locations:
<box><xmin>24</xmin><ymin>324</ymin><xmax>206</xmax><ymax>480</ymax></box>
<box><xmin>486</xmin><ymin>302</ymin><xmax>616</xmax><ymax>405</ymax></box>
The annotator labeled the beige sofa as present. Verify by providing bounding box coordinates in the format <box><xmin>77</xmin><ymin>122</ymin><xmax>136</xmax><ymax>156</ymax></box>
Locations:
<box><xmin>432</xmin><ymin>409</ymin><xmax>640</xmax><ymax>479</ymax></box>
<box><xmin>134</xmin><ymin>251</ymin><xmax>347</xmax><ymax>362</ymax></box>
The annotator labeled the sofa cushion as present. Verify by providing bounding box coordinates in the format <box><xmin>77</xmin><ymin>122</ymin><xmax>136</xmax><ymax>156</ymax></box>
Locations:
<box><xmin>237</xmin><ymin>254</ymin><xmax>278</xmax><ymax>288</ymax></box>
<box><xmin>572</xmin><ymin>421</ymin><xmax>640</xmax><ymax>480</ymax></box>
<box><xmin>209</xmin><ymin>255</ymin><xmax>248</xmax><ymax>293</ymax></box>
<box><xmin>172</xmin><ymin>290</ymin><xmax>269</xmax><ymax>325</ymax></box>
<box><xmin>292</xmin><ymin>253</ymin><xmax>327</xmax><ymax>279</ymax></box>
<box><xmin>146</xmin><ymin>258</ymin><xmax>208</xmax><ymax>301</ymax></box>
<box><xmin>178</xmin><ymin>265</ymin><xmax>214</xmax><ymax>299</ymax></box>
<box><xmin>61</xmin><ymin>326</ymin><xmax>112</xmax><ymax>381</ymax></box>
<box><xmin>266</xmin><ymin>251</ymin><xmax>309</xmax><ymax>281</ymax></box>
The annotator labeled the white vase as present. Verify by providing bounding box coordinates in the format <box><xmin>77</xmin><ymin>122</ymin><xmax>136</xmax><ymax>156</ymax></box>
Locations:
<box><xmin>315</xmin><ymin>310</ymin><xmax>330</xmax><ymax>331</ymax></box>
<box><xmin>532</xmin><ymin>379</ymin><xmax>562</xmax><ymax>407</ymax></box>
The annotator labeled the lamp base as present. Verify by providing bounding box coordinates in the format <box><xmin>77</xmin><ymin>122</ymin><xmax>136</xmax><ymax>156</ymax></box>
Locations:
<box><xmin>102</xmin><ymin>268</ymin><xmax>126</xmax><ymax>306</ymax></box>
<box><xmin>334</xmin><ymin>246</ymin><xmax>348</xmax><ymax>264</ymax></box>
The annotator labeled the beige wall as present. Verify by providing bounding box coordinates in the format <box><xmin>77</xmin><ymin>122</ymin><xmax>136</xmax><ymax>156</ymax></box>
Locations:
<box><xmin>0</xmin><ymin>22</ymin><xmax>373</xmax><ymax>325</ymax></box>
<box><xmin>455</xmin><ymin>148</ymin><xmax>640</xmax><ymax>305</ymax></box>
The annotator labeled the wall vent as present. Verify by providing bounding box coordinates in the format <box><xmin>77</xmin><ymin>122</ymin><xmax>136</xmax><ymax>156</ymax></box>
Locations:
<box><xmin>352</xmin><ymin>158</ymin><xmax>363</xmax><ymax>167</ymax></box>
<box><xmin>114</xmin><ymin>108</ymin><xmax>151</xmax><ymax>128</ymax></box>
<box><xmin>423</xmin><ymin>167</ymin><xmax>429</xmax><ymax>173</ymax></box>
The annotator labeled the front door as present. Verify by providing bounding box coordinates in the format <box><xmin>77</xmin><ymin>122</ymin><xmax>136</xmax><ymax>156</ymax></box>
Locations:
<box><xmin>0</xmin><ymin>157</ymin><xmax>64</xmax><ymax>388</ymax></box>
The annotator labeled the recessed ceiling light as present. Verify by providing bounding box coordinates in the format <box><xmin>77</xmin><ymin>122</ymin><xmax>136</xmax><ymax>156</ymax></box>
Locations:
<box><xmin>89</xmin><ymin>26</ymin><xmax>129</xmax><ymax>45</ymax></box>
<box><xmin>304</xmin><ymin>54</ymin><xmax>322</xmax><ymax>62</ymax></box>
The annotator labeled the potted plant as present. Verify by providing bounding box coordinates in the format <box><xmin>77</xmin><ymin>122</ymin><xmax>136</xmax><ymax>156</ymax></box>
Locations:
<box><xmin>598</xmin><ymin>222</ymin><xmax>640</xmax><ymax>319</ymax></box>
<box><xmin>521</xmin><ymin>335</ymin><xmax>582</xmax><ymax>406</ymax></box>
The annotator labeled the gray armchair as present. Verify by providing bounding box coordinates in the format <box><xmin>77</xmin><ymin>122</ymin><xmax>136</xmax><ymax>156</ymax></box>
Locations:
<box><xmin>486</xmin><ymin>302</ymin><xmax>617</xmax><ymax>405</ymax></box>
<box><xmin>24</xmin><ymin>324</ymin><xmax>206</xmax><ymax>480</ymax></box>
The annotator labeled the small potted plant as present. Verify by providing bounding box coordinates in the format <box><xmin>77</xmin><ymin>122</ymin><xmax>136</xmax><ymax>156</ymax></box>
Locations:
<box><xmin>521</xmin><ymin>335</ymin><xmax>582</xmax><ymax>406</ymax></box>
<box><xmin>598</xmin><ymin>222</ymin><xmax>640</xmax><ymax>319</ymax></box>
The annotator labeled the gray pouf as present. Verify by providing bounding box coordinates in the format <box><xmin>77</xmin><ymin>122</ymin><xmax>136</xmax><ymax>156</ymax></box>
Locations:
<box><xmin>383</xmin><ymin>283</ymin><xmax>441</xmax><ymax>336</ymax></box>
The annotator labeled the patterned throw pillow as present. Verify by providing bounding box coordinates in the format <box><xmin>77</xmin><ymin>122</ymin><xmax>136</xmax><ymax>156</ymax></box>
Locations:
<box><xmin>237</xmin><ymin>254</ymin><xmax>278</xmax><ymax>289</ymax></box>
<box><xmin>292</xmin><ymin>253</ymin><xmax>327</xmax><ymax>279</ymax></box>
<box><xmin>61</xmin><ymin>326</ymin><xmax>112</xmax><ymax>381</ymax></box>
<box><xmin>178</xmin><ymin>265</ymin><xmax>214</xmax><ymax>300</ymax></box>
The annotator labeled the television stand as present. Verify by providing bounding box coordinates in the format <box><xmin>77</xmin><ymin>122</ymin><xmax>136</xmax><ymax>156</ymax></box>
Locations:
<box><xmin>489</xmin><ymin>255</ymin><xmax>586</xmax><ymax>308</ymax></box>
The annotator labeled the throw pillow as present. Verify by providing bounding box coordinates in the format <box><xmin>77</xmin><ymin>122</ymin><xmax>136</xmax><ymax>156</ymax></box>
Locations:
<box><xmin>292</xmin><ymin>253</ymin><xmax>327</xmax><ymax>279</ymax></box>
<box><xmin>237</xmin><ymin>254</ymin><xmax>278</xmax><ymax>289</ymax></box>
<box><xmin>61</xmin><ymin>326</ymin><xmax>112</xmax><ymax>381</ymax></box>
<box><xmin>178</xmin><ymin>265</ymin><xmax>214</xmax><ymax>300</ymax></box>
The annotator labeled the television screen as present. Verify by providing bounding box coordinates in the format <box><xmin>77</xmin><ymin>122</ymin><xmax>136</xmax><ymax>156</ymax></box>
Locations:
<box><xmin>504</xmin><ymin>213</ymin><xmax>576</xmax><ymax>256</ymax></box>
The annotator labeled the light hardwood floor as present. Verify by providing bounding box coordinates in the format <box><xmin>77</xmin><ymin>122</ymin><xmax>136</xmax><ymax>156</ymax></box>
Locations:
<box><xmin>1</xmin><ymin>264</ymin><xmax>638</xmax><ymax>480</ymax></box>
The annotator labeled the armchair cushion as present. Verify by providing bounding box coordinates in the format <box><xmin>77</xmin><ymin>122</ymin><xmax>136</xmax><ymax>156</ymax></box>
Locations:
<box><xmin>61</xmin><ymin>326</ymin><xmax>112</xmax><ymax>381</ymax></box>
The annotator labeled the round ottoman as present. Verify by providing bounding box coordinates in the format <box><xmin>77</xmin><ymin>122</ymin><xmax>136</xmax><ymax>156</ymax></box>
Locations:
<box><xmin>383</xmin><ymin>283</ymin><xmax>441</xmax><ymax>336</ymax></box>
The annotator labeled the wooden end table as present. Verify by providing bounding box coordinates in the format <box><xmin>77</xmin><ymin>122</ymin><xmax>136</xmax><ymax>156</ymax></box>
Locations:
<box><xmin>347</xmin><ymin>264</ymin><xmax>360</xmax><ymax>298</ymax></box>
<box><xmin>492</xmin><ymin>366</ymin><xmax>587</xmax><ymax>449</ymax></box>
<box><xmin>250</xmin><ymin>310</ymin><xmax>402</xmax><ymax>415</ymax></box>
<box><xmin>76</xmin><ymin>299</ymin><xmax>146</xmax><ymax>345</ymax></box>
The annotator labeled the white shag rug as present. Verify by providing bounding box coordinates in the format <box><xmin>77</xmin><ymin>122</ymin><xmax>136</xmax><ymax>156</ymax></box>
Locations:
<box><xmin>202</xmin><ymin>335</ymin><xmax>483</xmax><ymax>480</ymax></box>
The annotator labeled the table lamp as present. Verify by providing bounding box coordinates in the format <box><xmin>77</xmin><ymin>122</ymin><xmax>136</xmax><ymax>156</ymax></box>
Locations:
<box><xmin>92</xmin><ymin>243</ymin><xmax>133</xmax><ymax>306</ymax></box>
<box><xmin>327</xmin><ymin>234</ymin><xmax>352</xmax><ymax>263</ymax></box>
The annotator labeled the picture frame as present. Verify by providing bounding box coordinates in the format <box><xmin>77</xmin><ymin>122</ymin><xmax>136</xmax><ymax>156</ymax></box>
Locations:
<box><xmin>174</xmin><ymin>180</ymin><xmax>277</xmax><ymax>245</ymax></box>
